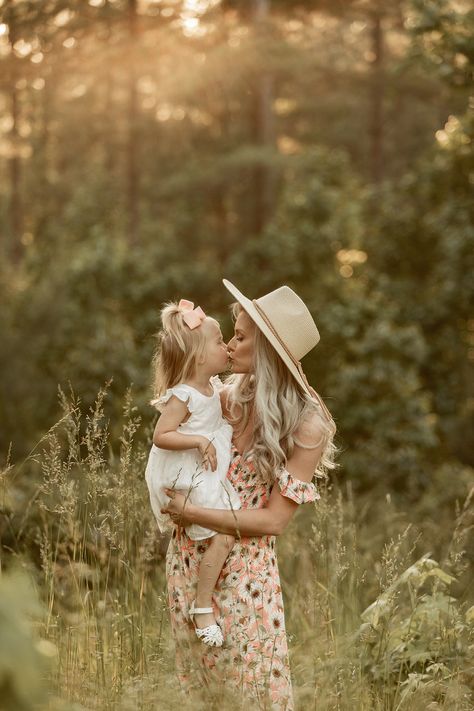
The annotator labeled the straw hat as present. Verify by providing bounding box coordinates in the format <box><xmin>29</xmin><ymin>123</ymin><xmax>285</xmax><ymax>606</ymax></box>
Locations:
<box><xmin>223</xmin><ymin>279</ymin><xmax>333</xmax><ymax>423</ymax></box>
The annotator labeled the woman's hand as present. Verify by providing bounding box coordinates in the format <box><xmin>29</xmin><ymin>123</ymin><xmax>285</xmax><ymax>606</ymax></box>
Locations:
<box><xmin>161</xmin><ymin>488</ymin><xmax>193</xmax><ymax>527</ymax></box>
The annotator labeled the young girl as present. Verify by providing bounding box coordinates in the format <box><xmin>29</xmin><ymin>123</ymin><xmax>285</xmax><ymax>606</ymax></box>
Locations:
<box><xmin>145</xmin><ymin>299</ymin><xmax>241</xmax><ymax>648</ymax></box>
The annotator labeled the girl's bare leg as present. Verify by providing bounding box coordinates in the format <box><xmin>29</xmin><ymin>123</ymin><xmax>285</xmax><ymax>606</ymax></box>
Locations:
<box><xmin>194</xmin><ymin>533</ymin><xmax>234</xmax><ymax>629</ymax></box>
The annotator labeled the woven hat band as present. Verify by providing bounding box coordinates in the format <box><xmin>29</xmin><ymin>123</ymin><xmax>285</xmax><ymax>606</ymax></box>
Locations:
<box><xmin>252</xmin><ymin>299</ymin><xmax>301</xmax><ymax>367</ymax></box>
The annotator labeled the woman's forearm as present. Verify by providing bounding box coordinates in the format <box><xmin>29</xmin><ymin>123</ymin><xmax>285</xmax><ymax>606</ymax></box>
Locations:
<box><xmin>186</xmin><ymin>503</ymin><xmax>282</xmax><ymax>537</ymax></box>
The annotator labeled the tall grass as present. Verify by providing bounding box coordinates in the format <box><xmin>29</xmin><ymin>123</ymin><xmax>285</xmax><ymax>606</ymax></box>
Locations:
<box><xmin>1</xmin><ymin>387</ymin><xmax>473</xmax><ymax>710</ymax></box>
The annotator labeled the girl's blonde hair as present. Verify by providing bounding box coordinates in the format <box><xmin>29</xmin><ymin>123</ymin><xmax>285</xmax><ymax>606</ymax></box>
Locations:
<box><xmin>152</xmin><ymin>302</ymin><xmax>208</xmax><ymax>400</ymax></box>
<box><xmin>226</xmin><ymin>304</ymin><xmax>337</xmax><ymax>483</ymax></box>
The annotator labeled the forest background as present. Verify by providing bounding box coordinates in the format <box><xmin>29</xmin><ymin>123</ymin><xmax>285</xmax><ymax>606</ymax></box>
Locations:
<box><xmin>0</xmin><ymin>0</ymin><xmax>473</xmax><ymax>710</ymax></box>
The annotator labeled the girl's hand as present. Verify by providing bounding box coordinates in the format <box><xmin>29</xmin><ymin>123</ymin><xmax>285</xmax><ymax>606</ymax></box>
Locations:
<box><xmin>161</xmin><ymin>489</ymin><xmax>192</xmax><ymax>527</ymax></box>
<box><xmin>197</xmin><ymin>436</ymin><xmax>217</xmax><ymax>471</ymax></box>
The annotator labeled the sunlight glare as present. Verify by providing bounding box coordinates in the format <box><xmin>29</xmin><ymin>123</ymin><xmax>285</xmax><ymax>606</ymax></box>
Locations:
<box><xmin>189</xmin><ymin>108</ymin><xmax>213</xmax><ymax>126</ymax></box>
<box><xmin>70</xmin><ymin>84</ymin><xmax>87</xmax><ymax>98</ymax></box>
<box><xmin>435</xmin><ymin>115</ymin><xmax>467</xmax><ymax>149</ymax></box>
<box><xmin>277</xmin><ymin>136</ymin><xmax>302</xmax><ymax>155</ymax></box>
<box><xmin>183</xmin><ymin>16</ymin><xmax>199</xmax><ymax>31</ymax></box>
<box><xmin>156</xmin><ymin>104</ymin><xmax>188</xmax><ymax>122</ymax></box>
<box><xmin>13</xmin><ymin>39</ymin><xmax>32</xmax><ymax>58</ymax></box>
<box><xmin>156</xmin><ymin>105</ymin><xmax>172</xmax><ymax>122</ymax></box>
<box><xmin>350</xmin><ymin>21</ymin><xmax>367</xmax><ymax>33</ymax></box>
<box><xmin>337</xmin><ymin>249</ymin><xmax>368</xmax><ymax>265</ymax></box>
<box><xmin>179</xmin><ymin>0</ymin><xmax>220</xmax><ymax>37</ymax></box>
<box><xmin>339</xmin><ymin>265</ymin><xmax>353</xmax><ymax>278</ymax></box>
<box><xmin>182</xmin><ymin>16</ymin><xmax>203</xmax><ymax>37</ymax></box>
<box><xmin>54</xmin><ymin>10</ymin><xmax>74</xmax><ymax>27</ymax></box>
<box><xmin>0</xmin><ymin>115</ymin><xmax>14</xmax><ymax>133</ymax></box>
<box><xmin>21</xmin><ymin>232</ymin><xmax>34</xmax><ymax>246</ymax></box>
<box><xmin>138</xmin><ymin>76</ymin><xmax>156</xmax><ymax>94</ymax></box>
<box><xmin>274</xmin><ymin>98</ymin><xmax>296</xmax><ymax>116</ymax></box>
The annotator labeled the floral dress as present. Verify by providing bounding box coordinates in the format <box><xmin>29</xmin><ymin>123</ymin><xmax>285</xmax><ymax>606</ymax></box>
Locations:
<box><xmin>166</xmin><ymin>447</ymin><xmax>319</xmax><ymax>710</ymax></box>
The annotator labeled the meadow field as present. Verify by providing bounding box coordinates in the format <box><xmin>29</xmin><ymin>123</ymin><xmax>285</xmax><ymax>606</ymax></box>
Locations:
<box><xmin>1</xmin><ymin>386</ymin><xmax>472</xmax><ymax>710</ymax></box>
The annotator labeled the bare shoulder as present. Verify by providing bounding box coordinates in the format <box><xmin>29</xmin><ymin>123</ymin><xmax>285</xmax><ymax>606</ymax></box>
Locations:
<box><xmin>285</xmin><ymin>413</ymin><xmax>326</xmax><ymax>483</ymax></box>
<box><xmin>294</xmin><ymin>412</ymin><xmax>327</xmax><ymax>450</ymax></box>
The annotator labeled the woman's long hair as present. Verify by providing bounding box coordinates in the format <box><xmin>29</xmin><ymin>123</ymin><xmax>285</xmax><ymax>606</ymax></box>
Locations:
<box><xmin>227</xmin><ymin>305</ymin><xmax>337</xmax><ymax>483</ymax></box>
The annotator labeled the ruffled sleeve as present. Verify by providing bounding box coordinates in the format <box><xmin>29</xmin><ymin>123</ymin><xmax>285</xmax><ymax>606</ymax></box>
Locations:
<box><xmin>276</xmin><ymin>469</ymin><xmax>320</xmax><ymax>505</ymax></box>
<box><xmin>151</xmin><ymin>385</ymin><xmax>194</xmax><ymax>413</ymax></box>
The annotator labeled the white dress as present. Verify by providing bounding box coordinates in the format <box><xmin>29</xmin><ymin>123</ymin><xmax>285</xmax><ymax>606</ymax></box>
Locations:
<box><xmin>145</xmin><ymin>377</ymin><xmax>241</xmax><ymax>541</ymax></box>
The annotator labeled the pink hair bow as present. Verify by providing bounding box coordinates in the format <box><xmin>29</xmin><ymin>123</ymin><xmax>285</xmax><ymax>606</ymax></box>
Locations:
<box><xmin>178</xmin><ymin>299</ymin><xmax>206</xmax><ymax>329</ymax></box>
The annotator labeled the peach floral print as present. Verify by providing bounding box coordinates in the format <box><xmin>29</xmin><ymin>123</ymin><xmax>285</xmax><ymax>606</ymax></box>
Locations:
<box><xmin>166</xmin><ymin>447</ymin><xmax>319</xmax><ymax>710</ymax></box>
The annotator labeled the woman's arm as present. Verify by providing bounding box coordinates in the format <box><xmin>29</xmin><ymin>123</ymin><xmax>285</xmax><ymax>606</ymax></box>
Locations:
<box><xmin>163</xmin><ymin>415</ymin><xmax>325</xmax><ymax>536</ymax></box>
<box><xmin>165</xmin><ymin>486</ymin><xmax>298</xmax><ymax>537</ymax></box>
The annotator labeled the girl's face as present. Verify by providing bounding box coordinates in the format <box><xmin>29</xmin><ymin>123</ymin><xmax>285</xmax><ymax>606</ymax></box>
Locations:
<box><xmin>227</xmin><ymin>310</ymin><xmax>256</xmax><ymax>374</ymax></box>
<box><xmin>201</xmin><ymin>318</ymin><xmax>229</xmax><ymax>374</ymax></box>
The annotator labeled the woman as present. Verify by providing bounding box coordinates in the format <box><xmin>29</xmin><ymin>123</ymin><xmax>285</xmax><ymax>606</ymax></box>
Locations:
<box><xmin>162</xmin><ymin>279</ymin><xmax>336</xmax><ymax>710</ymax></box>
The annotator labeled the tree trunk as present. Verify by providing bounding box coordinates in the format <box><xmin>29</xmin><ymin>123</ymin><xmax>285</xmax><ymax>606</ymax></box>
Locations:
<box><xmin>251</xmin><ymin>0</ymin><xmax>274</xmax><ymax>236</ymax></box>
<box><xmin>126</xmin><ymin>0</ymin><xmax>139</xmax><ymax>242</ymax></box>
<box><xmin>104</xmin><ymin>0</ymin><xmax>116</xmax><ymax>177</ymax></box>
<box><xmin>6</xmin><ymin>1</ymin><xmax>23</xmax><ymax>261</ymax></box>
<box><xmin>369</xmin><ymin>2</ymin><xmax>385</xmax><ymax>184</ymax></box>
<box><xmin>33</xmin><ymin>72</ymin><xmax>53</xmax><ymax>240</ymax></box>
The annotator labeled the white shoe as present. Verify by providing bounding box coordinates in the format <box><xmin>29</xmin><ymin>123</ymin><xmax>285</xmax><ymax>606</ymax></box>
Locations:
<box><xmin>189</xmin><ymin>601</ymin><xmax>223</xmax><ymax>647</ymax></box>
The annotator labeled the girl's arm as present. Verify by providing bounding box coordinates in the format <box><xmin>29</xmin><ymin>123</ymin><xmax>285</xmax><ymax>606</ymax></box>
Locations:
<box><xmin>153</xmin><ymin>396</ymin><xmax>217</xmax><ymax>469</ymax></box>
<box><xmin>162</xmin><ymin>415</ymin><xmax>325</xmax><ymax>536</ymax></box>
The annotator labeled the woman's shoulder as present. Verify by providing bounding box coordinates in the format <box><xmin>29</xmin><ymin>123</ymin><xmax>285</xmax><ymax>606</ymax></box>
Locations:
<box><xmin>293</xmin><ymin>411</ymin><xmax>327</xmax><ymax>450</ymax></box>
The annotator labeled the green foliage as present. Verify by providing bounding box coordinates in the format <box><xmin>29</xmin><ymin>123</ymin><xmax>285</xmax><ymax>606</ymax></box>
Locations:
<box><xmin>409</xmin><ymin>0</ymin><xmax>474</xmax><ymax>88</ymax></box>
<box><xmin>0</xmin><ymin>571</ymin><xmax>56</xmax><ymax>711</ymax></box>
<box><xmin>356</xmin><ymin>555</ymin><xmax>473</xmax><ymax>709</ymax></box>
<box><xmin>221</xmin><ymin>147</ymin><xmax>442</xmax><ymax>491</ymax></box>
<box><xmin>324</xmin><ymin>286</ymin><xmax>438</xmax><ymax>493</ymax></box>
<box><xmin>0</xmin><ymin>0</ymin><xmax>471</xmax><ymax>493</ymax></box>
<box><xmin>364</xmin><ymin>107</ymin><xmax>474</xmax><ymax>466</ymax></box>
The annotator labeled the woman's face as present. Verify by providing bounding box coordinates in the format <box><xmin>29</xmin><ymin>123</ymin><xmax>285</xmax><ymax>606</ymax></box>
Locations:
<box><xmin>227</xmin><ymin>310</ymin><xmax>256</xmax><ymax>374</ymax></box>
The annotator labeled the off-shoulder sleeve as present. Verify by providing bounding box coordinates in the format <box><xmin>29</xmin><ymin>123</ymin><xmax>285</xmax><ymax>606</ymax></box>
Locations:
<box><xmin>151</xmin><ymin>385</ymin><xmax>194</xmax><ymax>413</ymax></box>
<box><xmin>276</xmin><ymin>469</ymin><xmax>320</xmax><ymax>505</ymax></box>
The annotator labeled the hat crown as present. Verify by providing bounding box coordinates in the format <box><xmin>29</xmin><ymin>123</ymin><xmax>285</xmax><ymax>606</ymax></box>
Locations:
<box><xmin>255</xmin><ymin>286</ymin><xmax>320</xmax><ymax>361</ymax></box>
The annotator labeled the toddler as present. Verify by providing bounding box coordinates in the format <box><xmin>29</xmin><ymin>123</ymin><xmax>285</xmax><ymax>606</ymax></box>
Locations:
<box><xmin>145</xmin><ymin>299</ymin><xmax>240</xmax><ymax>648</ymax></box>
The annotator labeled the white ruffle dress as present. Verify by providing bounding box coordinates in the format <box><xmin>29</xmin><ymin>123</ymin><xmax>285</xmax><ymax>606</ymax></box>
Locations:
<box><xmin>145</xmin><ymin>377</ymin><xmax>241</xmax><ymax>541</ymax></box>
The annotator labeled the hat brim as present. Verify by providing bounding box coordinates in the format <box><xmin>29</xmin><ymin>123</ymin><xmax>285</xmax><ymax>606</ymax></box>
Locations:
<box><xmin>222</xmin><ymin>278</ymin><xmax>312</xmax><ymax>398</ymax></box>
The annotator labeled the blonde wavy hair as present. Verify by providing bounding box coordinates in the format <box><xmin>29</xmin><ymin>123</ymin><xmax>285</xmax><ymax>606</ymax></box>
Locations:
<box><xmin>226</xmin><ymin>305</ymin><xmax>337</xmax><ymax>483</ymax></box>
<box><xmin>152</xmin><ymin>302</ymin><xmax>208</xmax><ymax>401</ymax></box>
